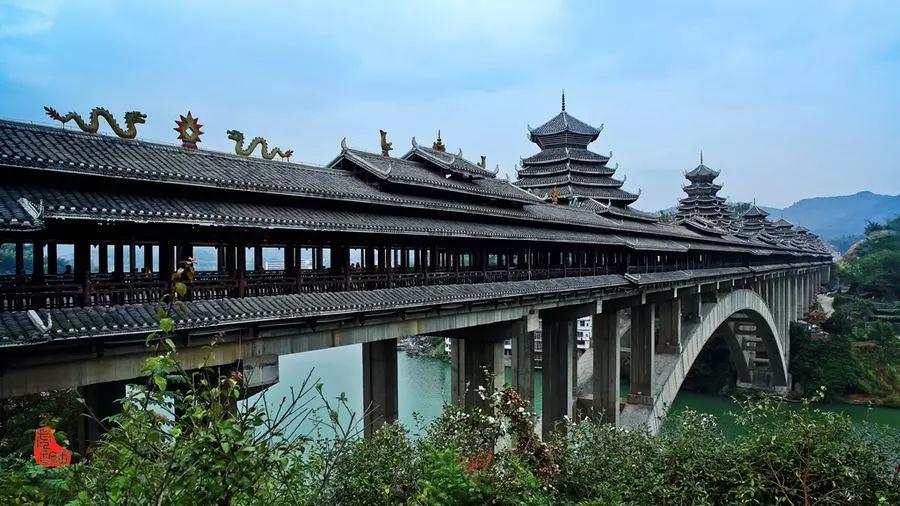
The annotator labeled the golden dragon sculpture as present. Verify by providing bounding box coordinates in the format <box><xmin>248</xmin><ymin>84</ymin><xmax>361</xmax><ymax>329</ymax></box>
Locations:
<box><xmin>43</xmin><ymin>106</ymin><xmax>146</xmax><ymax>139</ymax></box>
<box><xmin>226</xmin><ymin>130</ymin><xmax>293</xmax><ymax>161</ymax></box>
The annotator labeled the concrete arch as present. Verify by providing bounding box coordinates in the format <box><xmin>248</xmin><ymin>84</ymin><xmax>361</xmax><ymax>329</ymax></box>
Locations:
<box><xmin>620</xmin><ymin>288</ymin><xmax>787</xmax><ymax>434</ymax></box>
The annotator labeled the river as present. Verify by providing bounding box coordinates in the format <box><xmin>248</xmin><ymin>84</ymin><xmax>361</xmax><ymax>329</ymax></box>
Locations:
<box><xmin>257</xmin><ymin>344</ymin><xmax>900</xmax><ymax>437</ymax></box>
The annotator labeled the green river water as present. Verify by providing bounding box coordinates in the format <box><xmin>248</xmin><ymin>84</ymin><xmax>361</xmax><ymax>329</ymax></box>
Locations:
<box><xmin>259</xmin><ymin>344</ymin><xmax>900</xmax><ymax>437</ymax></box>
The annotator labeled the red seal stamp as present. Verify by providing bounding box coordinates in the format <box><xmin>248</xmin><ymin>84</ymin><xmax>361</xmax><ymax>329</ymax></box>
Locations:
<box><xmin>33</xmin><ymin>426</ymin><xmax>71</xmax><ymax>467</ymax></box>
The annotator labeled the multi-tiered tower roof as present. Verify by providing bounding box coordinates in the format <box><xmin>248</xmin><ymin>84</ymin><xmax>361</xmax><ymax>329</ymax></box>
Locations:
<box><xmin>675</xmin><ymin>154</ymin><xmax>734</xmax><ymax>229</ymax></box>
<box><xmin>515</xmin><ymin>93</ymin><xmax>638</xmax><ymax>208</ymax></box>
<box><xmin>740</xmin><ymin>203</ymin><xmax>770</xmax><ymax>235</ymax></box>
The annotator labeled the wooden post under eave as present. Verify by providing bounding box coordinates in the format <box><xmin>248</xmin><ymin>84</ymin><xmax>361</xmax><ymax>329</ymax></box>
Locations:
<box><xmin>237</xmin><ymin>245</ymin><xmax>247</xmax><ymax>297</ymax></box>
<box><xmin>74</xmin><ymin>240</ymin><xmax>90</xmax><ymax>306</ymax></box>
<box><xmin>98</xmin><ymin>244</ymin><xmax>109</xmax><ymax>274</ymax></box>
<box><xmin>46</xmin><ymin>242</ymin><xmax>58</xmax><ymax>276</ymax></box>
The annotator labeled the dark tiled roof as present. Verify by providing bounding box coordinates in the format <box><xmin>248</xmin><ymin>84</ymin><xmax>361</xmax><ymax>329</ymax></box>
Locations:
<box><xmin>2</xmin><ymin>184</ymin><xmax>629</xmax><ymax>243</ymax></box>
<box><xmin>772</xmin><ymin>217</ymin><xmax>793</xmax><ymax>228</ymax></box>
<box><xmin>554</xmin><ymin>184</ymin><xmax>639</xmax><ymax>202</ymax></box>
<box><xmin>743</xmin><ymin>204</ymin><xmax>769</xmax><ymax>218</ymax></box>
<box><xmin>685</xmin><ymin>163</ymin><xmax>720</xmax><ymax>179</ymax></box>
<box><xmin>516</xmin><ymin>161</ymin><xmax>615</xmax><ymax>177</ymax></box>
<box><xmin>338</xmin><ymin>148</ymin><xmax>537</xmax><ymax>204</ymax></box>
<box><xmin>401</xmin><ymin>142</ymin><xmax>495</xmax><ymax>178</ymax></box>
<box><xmin>522</xmin><ymin>147</ymin><xmax>609</xmax><ymax>165</ymax></box>
<box><xmin>513</xmin><ymin>173</ymin><xmax>625</xmax><ymax>188</ymax></box>
<box><xmin>529</xmin><ymin>111</ymin><xmax>602</xmax><ymax>137</ymax></box>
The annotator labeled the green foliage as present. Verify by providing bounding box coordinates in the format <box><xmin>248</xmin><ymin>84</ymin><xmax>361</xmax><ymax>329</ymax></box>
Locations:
<box><xmin>840</xmin><ymin>216</ymin><xmax>900</xmax><ymax>298</ymax></box>
<box><xmin>0</xmin><ymin>389</ymin><xmax>82</xmax><ymax>458</ymax></box>
<box><xmin>790</xmin><ymin>322</ymin><xmax>863</xmax><ymax>397</ymax></box>
<box><xmin>731</xmin><ymin>392</ymin><xmax>900</xmax><ymax>505</ymax></box>
<box><xmin>328</xmin><ymin>423</ymin><xmax>419</xmax><ymax>504</ymax></box>
<box><xmin>414</xmin><ymin>448</ymin><xmax>487</xmax><ymax>505</ymax></box>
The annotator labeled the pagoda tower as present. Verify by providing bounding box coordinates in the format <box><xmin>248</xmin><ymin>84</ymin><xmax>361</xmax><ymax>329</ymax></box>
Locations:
<box><xmin>740</xmin><ymin>202</ymin><xmax>770</xmax><ymax>235</ymax></box>
<box><xmin>515</xmin><ymin>93</ymin><xmax>638</xmax><ymax>207</ymax></box>
<box><xmin>675</xmin><ymin>154</ymin><xmax>734</xmax><ymax>227</ymax></box>
<box><xmin>771</xmin><ymin>217</ymin><xmax>796</xmax><ymax>241</ymax></box>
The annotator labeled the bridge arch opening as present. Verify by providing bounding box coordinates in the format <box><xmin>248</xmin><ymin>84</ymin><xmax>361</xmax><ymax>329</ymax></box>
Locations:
<box><xmin>617</xmin><ymin>289</ymin><xmax>789</xmax><ymax>433</ymax></box>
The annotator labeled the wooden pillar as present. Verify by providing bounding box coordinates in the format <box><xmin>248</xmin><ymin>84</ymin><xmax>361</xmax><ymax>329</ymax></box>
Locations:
<box><xmin>98</xmin><ymin>244</ymin><xmax>109</xmax><ymax>274</ymax></box>
<box><xmin>224</xmin><ymin>244</ymin><xmax>236</xmax><ymax>275</ymax></box>
<box><xmin>74</xmin><ymin>240</ymin><xmax>91</xmax><ymax>306</ymax></box>
<box><xmin>386</xmin><ymin>247</ymin><xmax>394</xmax><ymax>288</ymax></box>
<box><xmin>31</xmin><ymin>241</ymin><xmax>45</xmax><ymax>283</ymax></box>
<box><xmin>128</xmin><ymin>244</ymin><xmax>136</xmax><ymax>273</ymax></box>
<box><xmin>143</xmin><ymin>244</ymin><xmax>154</xmax><ymax>272</ymax></box>
<box><xmin>158</xmin><ymin>240</ymin><xmax>173</xmax><ymax>280</ymax></box>
<box><xmin>284</xmin><ymin>245</ymin><xmax>296</xmax><ymax>273</ymax></box>
<box><xmin>113</xmin><ymin>242</ymin><xmax>125</xmax><ymax>280</ymax></box>
<box><xmin>216</xmin><ymin>245</ymin><xmax>226</xmax><ymax>273</ymax></box>
<box><xmin>254</xmin><ymin>245</ymin><xmax>263</xmax><ymax>271</ymax></box>
<box><xmin>236</xmin><ymin>246</ymin><xmax>247</xmax><ymax>297</ymax></box>
<box><xmin>46</xmin><ymin>242</ymin><xmax>58</xmax><ymax>276</ymax></box>
<box><xmin>362</xmin><ymin>339</ymin><xmax>399</xmax><ymax>437</ymax></box>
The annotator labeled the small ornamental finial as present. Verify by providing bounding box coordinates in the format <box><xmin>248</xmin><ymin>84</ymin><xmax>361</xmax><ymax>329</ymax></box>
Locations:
<box><xmin>174</xmin><ymin>111</ymin><xmax>203</xmax><ymax>149</ymax></box>
<box><xmin>561</xmin><ymin>89</ymin><xmax>566</xmax><ymax>111</ymax></box>
<box><xmin>380</xmin><ymin>129</ymin><xmax>393</xmax><ymax>157</ymax></box>
<box><xmin>432</xmin><ymin>130</ymin><xmax>445</xmax><ymax>152</ymax></box>
<box><xmin>478</xmin><ymin>155</ymin><xmax>486</xmax><ymax>169</ymax></box>
<box><xmin>700</xmin><ymin>150</ymin><xmax>704</xmax><ymax>165</ymax></box>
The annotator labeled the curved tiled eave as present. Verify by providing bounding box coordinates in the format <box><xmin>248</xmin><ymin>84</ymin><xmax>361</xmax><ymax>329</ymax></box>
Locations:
<box><xmin>514</xmin><ymin>173</ymin><xmax>625</xmax><ymax>188</ymax></box>
<box><xmin>522</xmin><ymin>147</ymin><xmax>609</xmax><ymax>165</ymax></box>
<box><xmin>516</xmin><ymin>161</ymin><xmax>615</xmax><ymax>177</ymax></box>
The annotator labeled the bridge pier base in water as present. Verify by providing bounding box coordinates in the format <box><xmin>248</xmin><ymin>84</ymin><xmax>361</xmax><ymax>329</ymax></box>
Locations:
<box><xmin>362</xmin><ymin>339</ymin><xmax>399</xmax><ymax>437</ymax></box>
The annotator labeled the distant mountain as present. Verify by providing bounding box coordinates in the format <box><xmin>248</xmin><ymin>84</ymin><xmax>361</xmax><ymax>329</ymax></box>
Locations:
<box><xmin>660</xmin><ymin>191</ymin><xmax>900</xmax><ymax>254</ymax></box>
<box><xmin>766</xmin><ymin>191</ymin><xmax>900</xmax><ymax>240</ymax></box>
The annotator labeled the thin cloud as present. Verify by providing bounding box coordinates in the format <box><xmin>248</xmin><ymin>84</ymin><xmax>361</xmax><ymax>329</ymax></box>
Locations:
<box><xmin>0</xmin><ymin>0</ymin><xmax>61</xmax><ymax>38</ymax></box>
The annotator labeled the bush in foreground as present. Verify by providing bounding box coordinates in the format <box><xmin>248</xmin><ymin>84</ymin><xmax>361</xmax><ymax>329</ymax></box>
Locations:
<box><xmin>1</xmin><ymin>351</ymin><xmax>897</xmax><ymax>505</ymax></box>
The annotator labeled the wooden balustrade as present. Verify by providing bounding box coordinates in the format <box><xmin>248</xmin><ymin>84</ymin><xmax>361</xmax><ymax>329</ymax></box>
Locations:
<box><xmin>0</xmin><ymin>260</ymin><xmax>692</xmax><ymax>310</ymax></box>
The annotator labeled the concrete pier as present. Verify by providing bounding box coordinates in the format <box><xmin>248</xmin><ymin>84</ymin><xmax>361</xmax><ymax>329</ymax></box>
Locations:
<box><xmin>362</xmin><ymin>339</ymin><xmax>398</xmax><ymax>437</ymax></box>
<box><xmin>627</xmin><ymin>302</ymin><xmax>655</xmax><ymax>405</ymax></box>
<box><xmin>77</xmin><ymin>379</ymin><xmax>128</xmax><ymax>453</ymax></box>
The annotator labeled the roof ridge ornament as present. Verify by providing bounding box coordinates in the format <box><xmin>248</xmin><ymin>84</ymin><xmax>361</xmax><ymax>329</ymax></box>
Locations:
<box><xmin>457</xmin><ymin>148</ymin><xmax>463</xmax><ymax>158</ymax></box>
<box><xmin>174</xmin><ymin>111</ymin><xmax>203</xmax><ymax>149</ymax></box>
<box><xmin>340</xmin><ymin>137</ymin><xmax>349</xmax><ymax>151</ymax></box>
<box><xmin>17</xmin><ymin>197</ymin><xmax>44</xmax><ymax>224</ymax></box>
<box><xmin>44</xmin><ymin>105</ymin><xmax>146</xmax><ymax>139</ymax></box>
<box><xmin>411</xmin><ymin>136</ymin><xmax>419</xmax><ymax>150</ymax></box>
<box><xmin>561</xmin><ymin>89</ymin><xmax>566</xmax><ymax>111</ymax></box>
<box><xmin>227</xmin><ymin>130</ymin><xmax>293</xmax><ymax>161</ymax></box>
<box><xmin>432</xmin><ymin>130</ymin><xmax>446</xmax><ymax>152</ymax></box>
<box><xmin>379</xmin><ymin>130</ymin><xmax>393</xmax><ymax>157</ymax></box>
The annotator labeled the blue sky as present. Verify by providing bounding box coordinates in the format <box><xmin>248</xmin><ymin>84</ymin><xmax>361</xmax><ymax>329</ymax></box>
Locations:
<box><xmin>1</xmin><ymin>0</ymin><xmax>898</xmax><ymax>210</ymax></box>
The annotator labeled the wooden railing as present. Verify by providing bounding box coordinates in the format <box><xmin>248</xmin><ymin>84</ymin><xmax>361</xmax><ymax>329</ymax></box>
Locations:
<box><xmin>0</xmin><ymin>263</ymin><xmax>665</xmax><ymax>310</ymax></box>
